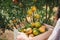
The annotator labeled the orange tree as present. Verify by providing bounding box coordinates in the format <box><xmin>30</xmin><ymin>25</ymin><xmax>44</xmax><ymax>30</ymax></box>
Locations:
<box><xmin>0</xmin><ymin>0</ymin><xmax>60</xmax><ymax>31</ymax></box>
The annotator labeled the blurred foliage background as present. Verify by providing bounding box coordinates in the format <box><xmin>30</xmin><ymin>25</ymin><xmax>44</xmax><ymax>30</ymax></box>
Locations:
<box><xmin>0</xmin><ymin>0</ymin><xmax>60</xmax><ymax>31</ymax></box>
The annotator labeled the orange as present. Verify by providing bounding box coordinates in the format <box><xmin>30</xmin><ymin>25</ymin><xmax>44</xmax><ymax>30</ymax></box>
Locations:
<box><xmin>26</xmin><ymin>28</ymin><xmax>33</xmax><ymax>34</ymax></box>
<box><xmin>27</xmin><ymin>9</ymin><xmax>33</xmax><ymax>16</ymax></box>
<box><xmin>39</xmin><ymin>26</ymin><xmax>46</xmax><ymax>33</ymax></box>
<box><xmin>35</xmin><ymin>22</ymin><xmax>41</xmax><ymax>28</ymax></box>
<box><xmin>31</xmin><ymin>6</ymin><xmax>37</xmax><ymax>12</ymax></box>
<box><xmin>31</xmin><ymin>22</ymin><xmax>35</xmax><ymax>27</ymax></box>
<box><xmin>33</xmin><ymin>28</ymin><xmax>39</xmax><ymax>36</ymax></box>
<box><xmin>34</xmin><ymin>14</ymin><xmax>40</xmax><ymax>19</ymax></box>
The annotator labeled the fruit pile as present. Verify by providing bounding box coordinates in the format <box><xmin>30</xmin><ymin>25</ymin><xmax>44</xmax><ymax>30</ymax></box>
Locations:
<box><xmin>19</xmin><ymin>22</ymin><xmax>47</xmax><ymax>37</ymax></box>
<box><xmin>19</xmin><ymin>6</ymin><xmax>48</xmax><ymax>37</ymax></box>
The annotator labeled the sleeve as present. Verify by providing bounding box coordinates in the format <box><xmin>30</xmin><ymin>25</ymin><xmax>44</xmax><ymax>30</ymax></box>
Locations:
<box><xmin>14</xmin><ymin>28</ymin><xmax>19</xmax><ymax>40</ymax></box>
<box><xmin>48</xmin><ymin>19</ymin><xmax>60</xmax><ymax>40</ymax></box>
<box><xmin>54</xmin><ymin>29</ymin><xmax>60</xmax><ymax>40</ymax></box>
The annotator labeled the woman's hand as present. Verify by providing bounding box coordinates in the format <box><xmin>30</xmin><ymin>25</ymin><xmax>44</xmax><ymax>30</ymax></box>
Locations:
<box><xmin>44</xmin><ymin>23</ymin><xmax>54</xmax><ymax>30</ymax></box>
<box><xmin>16</xmin><ymin>32</ymin><xmax>29</xmax><ymax>40</ymax></box>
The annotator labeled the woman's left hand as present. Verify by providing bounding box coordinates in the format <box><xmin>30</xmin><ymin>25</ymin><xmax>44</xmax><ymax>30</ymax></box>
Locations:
<box><xmin>16</xmin><ymin>32</ymin><xmax>29</xmax><ymax>40</ymax></box>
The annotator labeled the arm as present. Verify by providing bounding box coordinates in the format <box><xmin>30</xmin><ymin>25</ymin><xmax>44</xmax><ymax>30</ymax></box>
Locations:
<box><xmin>48</xmin><ymin>19</ymin><xmax>60</xmax><ymax>40</ymax></box>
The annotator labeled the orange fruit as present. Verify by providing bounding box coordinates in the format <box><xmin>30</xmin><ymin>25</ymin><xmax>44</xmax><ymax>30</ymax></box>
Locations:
<box><xmin>27</xmin><ymin>9</ymin><xmax>33</xmax><ymax>16</ymax></box>
<box><xmin>31</xmin><ymin>22</ymin><xmax>35</xmax><ymax>27</ymax></box>
<box><xmin>31</xmin><ymin>6</ymin><xmax>37</xmax><ymax>12</ymax></box>
<box><xmin>39</xmin><ymin>26</ymin><xmax>46</xmax><ymax>33</ymax></box>
<box><xmin>23</xmin><ymin>29</ymin><xmax>26</xmax><ymax>32</ymax></box>
<box><xmin>35</xmin><ymin>22</ymin><xmax>41</xmax><ymax>28</ymax></box>
<box><xmin>33</xmin><ymin>28</ymin><xmax>39</xmax><ymax>36</ymax></box>
<box><xmin>26</xmin><ymin>28</ymin><xmax>33</xmax><ymax>34</ymax></box>
<box><xmin>34</xmin><ymin>14</ymin><xmax>40</xmax><ymax>19</ymax></box>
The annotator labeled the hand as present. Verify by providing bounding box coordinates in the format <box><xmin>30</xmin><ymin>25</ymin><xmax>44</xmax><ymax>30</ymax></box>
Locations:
<box><xmin>44</xmin><ymin>23</ymin><xmax>54</xmax><ymax>28</ymax></box>
<box><xmin>44</xmin><ymin>23</ymin><xmax>54</xmax><ymax>30</ymax></box>
<box><xmin>16</xmin><ymin>32</ymin><xmax>29</xmax><ymax>40</ymax></box>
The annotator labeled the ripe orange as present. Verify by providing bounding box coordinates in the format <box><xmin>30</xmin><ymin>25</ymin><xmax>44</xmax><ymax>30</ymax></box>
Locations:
<box><xmin>39</xmin><ymin>25</ymin><xmax>46</xmax><ymax>33</ymax></box>
<box><xmin>31</xmin><ymin>6</ymin><xmax>37</xmax><ymax>12</ymax></box>
<box><xmin>35</xmin><ymin>22</ymin><xmax>41</xmax><ymax>28</ymax></box>
<box><xmin>34</xmin><ymin>14</ymin><xmax>40</xmax><ymax>19</ymax></box>
<box><xmin>26</xmin><ymin>28</ymin><xmax>33</xmax><ymax>34</ymax></box>
<box><xmin>27</xmin><ymin>9</ymin><xmax>33</xmax><ymax>16</ymax></box>
<box><xmin>31</xmin><ymin>22</ymin><xmax>35</xmax><ymax>27</ymax></box>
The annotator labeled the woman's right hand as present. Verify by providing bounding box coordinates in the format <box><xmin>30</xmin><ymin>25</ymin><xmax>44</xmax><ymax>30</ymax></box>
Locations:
<box><xmin>44</xmin><ymin>23</ymin><xmax>54</xmax><ymax>30</ymax></box>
